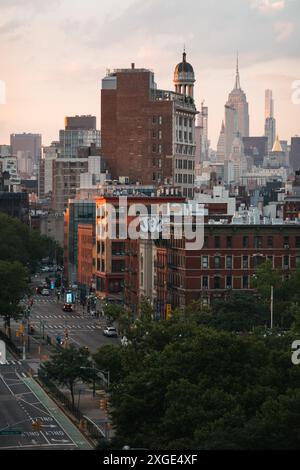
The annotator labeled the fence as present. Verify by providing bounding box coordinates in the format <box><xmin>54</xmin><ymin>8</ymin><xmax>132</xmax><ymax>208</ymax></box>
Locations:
<box><xmin>37</xmin><ymin>366</ymin><xmax>106</xmax><ymax>443</ymax></box>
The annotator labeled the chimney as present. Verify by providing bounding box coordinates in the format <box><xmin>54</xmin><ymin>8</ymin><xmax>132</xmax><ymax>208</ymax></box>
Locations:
<box><xmin>131</xmin><ymin>63</ymin><xmax>135</xmax><ymax>70</ymax></box>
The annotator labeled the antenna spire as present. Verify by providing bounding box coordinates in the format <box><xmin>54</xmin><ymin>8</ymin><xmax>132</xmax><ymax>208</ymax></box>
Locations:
<box><xmin>235</xmin><ymin>52</ymin><xmax>241</xmax><ymax>90</ymax></box>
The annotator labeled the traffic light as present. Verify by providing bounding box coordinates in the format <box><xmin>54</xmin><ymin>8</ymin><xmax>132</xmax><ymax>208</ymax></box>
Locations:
<box><xmin>99</xmin><ymin>399</ymin><xmax>108</xmax><ymax>411</ymax></box>
<box><xmin>32</xmin><ymin>419</ymin><xmax>42</xmax><ymax>431</ymax></box>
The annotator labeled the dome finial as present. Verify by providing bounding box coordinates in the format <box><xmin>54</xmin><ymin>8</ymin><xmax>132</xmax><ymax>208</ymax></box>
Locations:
<box><xmin>183</xmin><ymin>45</ymin><xmax>186</xmax><ymax>62</ymax></box>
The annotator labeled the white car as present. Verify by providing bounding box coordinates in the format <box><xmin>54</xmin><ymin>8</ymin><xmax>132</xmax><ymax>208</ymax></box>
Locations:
<box><xmin>103</xmin><ymin>326</ymin><xmax>118</xmax><ymax>337</ymax></box>
<box><xmin>41</xmin><ymin>266</ymin><xmax>49</xmax><ymax>272</ymax></box>
<box><xmin>41</xmin><ymin>288</ymin><xmax>50</xmax><ymax>296</ymax></box>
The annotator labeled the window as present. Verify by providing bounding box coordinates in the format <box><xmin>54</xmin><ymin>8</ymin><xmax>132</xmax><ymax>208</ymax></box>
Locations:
<box><xmin>242</xmin><ymin>276</ymin><xmax>249</xmax><ymax>289</ymax></box>
<box><xmin>226</xmin><ymin>276</ymin><xmax>232</xmax><ymax>289</ymax></box>
<box><xmin>283</xmin><ymin>255</ymin><xmax>290</xmax><ymax>269</ymax></box>
<box><xmin>214</xmin><ymin>276</ymin><xmax>221</xmax><ymax>289</ymax></box>
<box><xmin>254</xmin><ymin>236</ymin><xmax>262</xmax><ymax>249</ymax></box>
<box><xmin>152</xmin><ymin>116</ymin><xmax>156</xmax><ymax>124</ymax></box>
<box><xmin>178</xmin><ymin>174</ymin><xmax>182</xmax><ymax>183</ymax></box>
<box><xmin>158</xmin><ymin>130</ymin><xmax>162</xmax><ymax>140</ymax></box>
<box><xmin>202</xmin><ymin>256</ymin><xmax>209</xmax><ymax>269</ymax></box>
<box><xmin>184</xmin><ymin>118</ymin><xmax>188</xmax><ymax>127</ymax></box>
<box><xmin>202</xmin><ymin>276</ymin><xmax>209</xmax><ymax>289</ymax></box>
<box><xmin>226</xmin><ymin>256</ymin><xmax>233</xmax><ymax>269</ymax></box>
<box><xmin>158</xmin><ymin>116</ymin><xmax>163</xmax><ymax>125</ymax></box>
<box><xmin>296</xmin><ymin>256</ymin><xmax>300</xmax><ymax>266</ymax></box>
<box><xmin>266</xmin><ymin>255</ymin><xmax>273</xmax><ymax>266</ymax></box>
<box><xmin>267</xmin><ymin>236</ymin><xmax>273</xmax><ymax>248</ymax></box>
<box><xmin>203</xmin><ymin>236</ymin><xmax>208</xmax><ymax>248</ymax></box>
<box><xmin>284</xmin><ymin>236</ymin><xmax>289</xmax><ymax>248</ymax></box>
<box><xmin>183</xmin><ymin>160</ymin><xmax>187</xmax><ymax>169</ymax></box>
<box><xmin>242</xmin><ymin>256</ymin><xmax>249</xmax><ymax>269</ymax></box>
<box><xmin>188</xmin><ymin>174</ymin><xmax>193</xmax><ymax>184</ymax></box>
<box><xmin>243</xmin><ymin>236</ymin><xmax>249</xmax><ymax>249</ymax></box>
<box><xmin>214</xmin><ymin>256</ymin><xmax>221</xmax><ymax>269</ymax></box>
<box><xmin>226</xmin><ymin>236</ymin><xmax>232</xmax><ymax>248</ymax></box>
<box><xmin>253</xmin><ymin>255</ymin><xmax>264</xmax><ymax>268</ymax></box>
<box><xmin>215</xmin><ymin>236</ymin><xmax>221</xmax><ymax>248</ymax></box>
<box><xmin>188</xmin><ymin>160</ymin><xmax>193</xmax><ymax>170</ymax></box>
<box><xmin>183</xmin><ymin>174</ymin><xmax>187</xmax><ymax>184</ymax></box>
<box><xmin>296</xmin><ymin>236</ymin><xmax>300</xmax><ymax>248</ymax></box>
<box><xmin>152</xmin><ymin>144</ymin><xmax>156</xmax><ymax>153</ymax></box>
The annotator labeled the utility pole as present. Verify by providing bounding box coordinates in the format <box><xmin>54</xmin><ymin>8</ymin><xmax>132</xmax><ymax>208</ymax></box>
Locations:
<box><xmin>270</xmin><ymin>285</ymin><xmax>274</xmax><ymax>330</ymax></box>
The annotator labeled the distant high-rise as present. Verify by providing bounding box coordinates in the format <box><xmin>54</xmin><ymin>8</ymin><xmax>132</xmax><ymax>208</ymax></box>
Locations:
<box><xmin>216</xmin><ymin>121</ymin><xmax>225</xmax><ymax>163</ymax></box>
<box><xmin>289</xmin><ymin>137</ymin><xmax>300</xmax><ymax>171</ymax></box>
<box><xmin>59</xmin><ymin>115</ymin><xmax>100</xmax><ymax>159</ymax></box>
<box><xmin>10</xmin><ymin>133</ymin><xmax>42</xmax><ymax>175</ymax></box>
<box><xmin>224</xmin><ymin>55</ymin><xmax>249</xmax><ymax>159</ymax></box>
<box><xmin>195</xmin><ymin>102</ymin><xmax>209</xmax><ymax>164</ymax></box>
<box><xmin>52</xmin><ymin>116</ymin><xmax>101</xmax><ymax>211</ymax></box>
<box><xmin>264</xmin><ymin>90</ymin><xmax>276</xmax><ymax>152</ymax></box>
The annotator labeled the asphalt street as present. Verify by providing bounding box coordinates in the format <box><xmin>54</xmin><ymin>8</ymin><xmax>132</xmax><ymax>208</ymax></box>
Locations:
<box><xmin>0</xmin><ymin>360</ymin><xmax>91</xmax><ymax>450</ymax></box>
<box><xmin>27</xmin><ymin>294</ymin><xmax>119</xmax><ymax>353</ymax></box>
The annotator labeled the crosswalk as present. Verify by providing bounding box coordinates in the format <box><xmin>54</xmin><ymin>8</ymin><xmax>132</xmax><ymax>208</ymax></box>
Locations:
<box><xmin>33</xmin><ymin>298</ymin><xmax>57</xmax><ymax>303</ymax></box>
<box><xmin>32</xmin><ymin>314</ymin><xmax>85</xmax><ymax>319</ymax></box>
<box><xmin>0</xmin><ymin>360</ymin><xmax>23</xmax><ymax>366</ymax></box>
<box><xmin>30</xmin><ymin>322</ymin><xmax>102</xmax><ymax>331</ymax></box>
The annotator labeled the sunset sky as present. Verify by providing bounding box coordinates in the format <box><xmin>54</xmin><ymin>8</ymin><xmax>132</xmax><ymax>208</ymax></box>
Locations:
<box><xmin>0</xmin><ymin>0</ymin><xmax>299</xmax><ymax>148</ymax></box>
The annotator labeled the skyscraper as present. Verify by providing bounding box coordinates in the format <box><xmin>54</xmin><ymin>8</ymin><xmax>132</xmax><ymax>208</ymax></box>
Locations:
<box><xmin>10</xmin><ymin>133</ymin><xmax>42</xmax><ymax>176</ymax></box>
<box><xmin>195</xmin><ymin>102</ymin><xmax>209</xmax><ymax>164</ymax></box>
<box><xmin>59</xmin><ymin>115</ymin><xmax>100</xmax><ymax>159</ymax></box>
<box><xmin>264</xmin><ymin>89</ymin><xmax>276</xmax><ymax>152</ymax></box>
<box><xmin>224</xmin><ymin>55</ymin><xmax>249</xmax><ymax>159</ymax></box>
<box><xmin>289</xmin><ymin>137</ymin><xmax>300</xmax><ymax>171</ymax></box>
<box><xmin>216</xmin><ymin>121</ymin><xmax>225</xmax><ymax>163</ymax></box>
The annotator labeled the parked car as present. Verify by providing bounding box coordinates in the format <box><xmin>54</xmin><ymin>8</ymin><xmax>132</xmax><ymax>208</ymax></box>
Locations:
<box><xmin>63</xmin><ymin>303</ymin><xmax>73</xmax><ymax>312</ymax></box>
<box><xmin>41</xmin><ymin>288</ymin><xmax>50</xmax><ymax>296</ymax></box>
<box><xmin>41</xmin><ymin>266</ymin><xmax>50</xmax><ymax>272</ymax></box>
<box><xmin>103</xmin><ymin>326</ymin><xmax>118</xmax><ymax>337</ymax></box>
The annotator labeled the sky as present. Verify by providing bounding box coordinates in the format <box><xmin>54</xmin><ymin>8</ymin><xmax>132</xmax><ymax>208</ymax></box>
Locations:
<box><xmin>0</xmin><ymin>0</ymin><xmax>299</xmax><ymax>148</ymax></box>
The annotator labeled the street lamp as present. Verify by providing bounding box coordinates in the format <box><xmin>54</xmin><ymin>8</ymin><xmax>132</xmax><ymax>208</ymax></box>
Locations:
<box><xmin>80</xmin><ymin>365</ymin><xmax>110</xmax><ymax>397</ymax></box>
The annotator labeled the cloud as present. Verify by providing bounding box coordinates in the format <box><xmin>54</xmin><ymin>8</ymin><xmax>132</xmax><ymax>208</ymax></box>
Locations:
<box><xmin>274</xmin><ymin>20</ymin><xmax>295</xmax><ymax>41</ymax></box>
<box><xmin>250</xmin><ymin>0</ymin><xmax>285</xmax><ymax>13</ymax></box>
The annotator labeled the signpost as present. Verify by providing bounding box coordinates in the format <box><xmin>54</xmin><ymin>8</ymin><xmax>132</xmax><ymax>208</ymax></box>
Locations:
<box><xmin>0</xmin><ymin>430</ymin><xmax>23</xmax><ymax>436</ymax></box>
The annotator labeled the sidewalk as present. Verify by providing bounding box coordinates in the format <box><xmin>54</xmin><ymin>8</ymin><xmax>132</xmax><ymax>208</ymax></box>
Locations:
<box><xmin>2</xmin><ymin>321</ymin><xmax>112</xmax><ymax>441</ymax></box>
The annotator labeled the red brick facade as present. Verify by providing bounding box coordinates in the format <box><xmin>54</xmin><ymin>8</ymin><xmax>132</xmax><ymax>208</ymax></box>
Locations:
<box><xmin>101</xmin><ymin>69</ymin><xmax>173</xmax><ymax>185</ymax></box>
<box><xmin>77</xmin><ymin>223</ymin><xmax>93</xmax><ymax>289</ymax></box>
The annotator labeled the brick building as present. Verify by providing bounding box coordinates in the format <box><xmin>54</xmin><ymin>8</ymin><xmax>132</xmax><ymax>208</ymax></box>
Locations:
<box><xmin>77</xmin><ymin>223</ymin><xmax>94</xmax><ymax>296</ymax></box>
<box><xmin>101</xmin><ymin>53</ymin><xmax>197</xmax><ymax>197</ymax></box>
<box><xmin>153</xmin><ymin>223</ymin><xmax>300</xmax><ymax>315</ymax></box>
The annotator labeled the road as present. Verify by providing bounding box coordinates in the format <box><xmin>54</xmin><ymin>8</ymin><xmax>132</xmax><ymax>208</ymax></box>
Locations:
<box><xmin>26</xmin><ymin>294</ymin><xmax>119</xmax><ymax>353</ymax></box>
<box><xmin>0</xmin><ymin>359</ymin><xmax>91</xmax><ymax>450</ymax></box>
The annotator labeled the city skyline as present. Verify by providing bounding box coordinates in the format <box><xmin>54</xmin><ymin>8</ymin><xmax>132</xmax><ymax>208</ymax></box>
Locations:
<box><xmin>0</xmin><ymin>0</ymin><xmax>299</xmax><ymax>148</ymax></box>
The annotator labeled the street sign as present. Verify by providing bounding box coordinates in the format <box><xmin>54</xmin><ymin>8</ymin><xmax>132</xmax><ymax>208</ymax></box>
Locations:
<box><xmin>0</xmin><ymin>430</ymin><xmax>23</xmax><ymax>436</ymax></box>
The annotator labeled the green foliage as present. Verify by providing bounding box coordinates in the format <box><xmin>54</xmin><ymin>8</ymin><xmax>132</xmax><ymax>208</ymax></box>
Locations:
<box><xmin>43</xmin><ymin>345</ymin><xmax>91</xmax><ymax>407</ymax></box>
<box><xmin>0</xmin><ymin>213</ymin><xmax>61</xmax><ymax>331</ymax></box>
<box><xmin>92</xmin><ymin>306</ymin><xmax>300</xmax><ymax>449</ymax></box>
<box><xmin>0</xmin><ymin>260</ymin><xmax>28</xmax><ymax>336</ymax></box>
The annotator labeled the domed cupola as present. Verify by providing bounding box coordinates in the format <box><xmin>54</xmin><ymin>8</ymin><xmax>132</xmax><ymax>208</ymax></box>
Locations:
<box><xmin>174</xmin><ymin>50</ymin><xmax>195</xmax><ymax>98</ymax></box>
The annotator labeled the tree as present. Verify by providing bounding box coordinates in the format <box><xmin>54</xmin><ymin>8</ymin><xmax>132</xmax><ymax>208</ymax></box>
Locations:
<box><xmin>211</xmin><ymin>292</ymin><xmax>269</xmax><ymax>332</ymax></box>
<box><xmin>0</xmin><ymin>261</ymin><xmax>28</xmax><ymax>338</ymax></box>
<box><xmin>43</xmin><ymin>345</ymin><xmax>92</xmax><ymax>408</ymax></box>
<box><xmin>93</xmin><ymin>313</ymin><xmax>300</xmax><ymax>449</ymax></box>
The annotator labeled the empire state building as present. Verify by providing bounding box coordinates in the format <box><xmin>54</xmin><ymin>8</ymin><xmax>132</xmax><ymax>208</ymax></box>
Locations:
<box><xmin>224</xmin><ymin>56</ymin><xmax>249</xmax><ymax>159</ymax></box>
